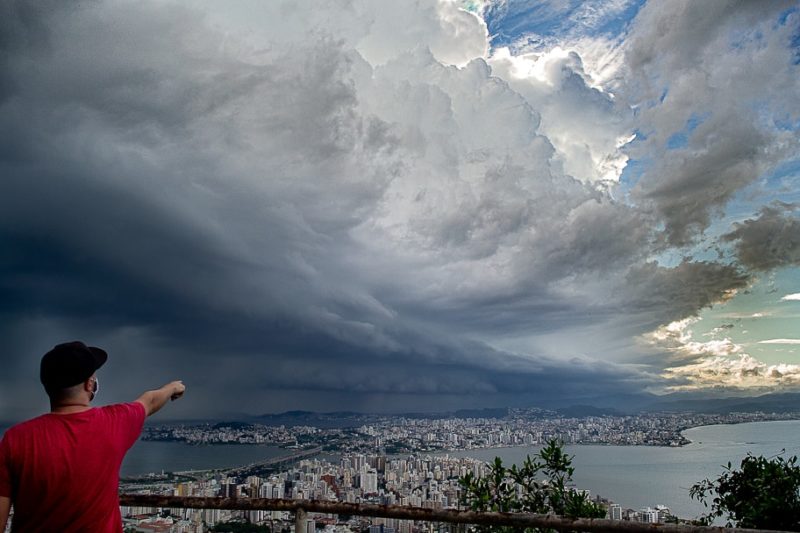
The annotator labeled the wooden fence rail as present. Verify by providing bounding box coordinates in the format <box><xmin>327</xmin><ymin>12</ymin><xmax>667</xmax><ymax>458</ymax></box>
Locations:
<box><xmin>118</xmin><ymin>495</ymin><xmax>789</xmax><ymax>533</ymax></box>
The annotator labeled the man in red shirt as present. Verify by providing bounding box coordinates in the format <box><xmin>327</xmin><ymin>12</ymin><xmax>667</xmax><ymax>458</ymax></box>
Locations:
<box><xmin>0</xmin><ymin>341</ymin><xmax>186</xmax><ymax>532</ymax></box>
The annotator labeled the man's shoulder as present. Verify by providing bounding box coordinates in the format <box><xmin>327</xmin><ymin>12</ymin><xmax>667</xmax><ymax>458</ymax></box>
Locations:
<box><xmin>1</xmin><ymin>414</ymin><xmax>53</xmax><ymax>441</ymax></box>
<box><xmin>5</xmin><ymin>414</ymin><xmax>52</xmax><ymax>432</ymax></box>
<box><xmin>99</xmin><ymin>402</ymin><xmax>146</xmax><ymax>418</ymax></box>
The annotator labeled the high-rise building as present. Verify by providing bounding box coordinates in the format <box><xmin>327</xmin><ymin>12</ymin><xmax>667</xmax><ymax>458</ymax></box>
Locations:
<box><xmin>222</xmin><ymin>482</ymin><xmax>237</xmax><ymax>498</ymax></box>
<box><xmin>361</xmin><ymin>469</ymin><xmax>379</xmax><ymax>494</ymax></box>
<box><xmin>608</xmin><ymin>504</ymin><xmax>622</xmax><ymax>520</ymax></box>
<box><xmin>353</xmin><ymin>455</ymin><xmax>366</xmax><ymax>471</ymax></box>
<box><xmin>640</xmin><ymin>508</ymin><xmax>660</xmax><ymax>523</ymax></box>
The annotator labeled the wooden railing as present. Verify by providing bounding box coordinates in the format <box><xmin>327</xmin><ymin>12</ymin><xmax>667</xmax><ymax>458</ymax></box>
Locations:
<box><xmin>118</xmin><ymin>495</ymin><xmax>790</xmax><ymax>533</ymax></box>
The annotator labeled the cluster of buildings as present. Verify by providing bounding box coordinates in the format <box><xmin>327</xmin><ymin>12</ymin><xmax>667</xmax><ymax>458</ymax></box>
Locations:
<box><xmin>143</xmin><ymin>422</ymin><xmax>320</xmax><ymax>446</ymax></box>
<box><xmin>121</xmin><ymin>454</ymin><xmax>484</xmax><ymax>531</ymax></box>
<box><xmin>606</xmin><ymin>503</ymin><xmax>677</xmax><ymax>524</ymax></box>
<box><xmin>143</xmin><ymin>410</ymin><xmax>800</xmax><ymax>452</ymax></box>
<box><xmin>120</xmin><ymin>452</ymin><xmax>675</xmax><ymax>533</ymax></box>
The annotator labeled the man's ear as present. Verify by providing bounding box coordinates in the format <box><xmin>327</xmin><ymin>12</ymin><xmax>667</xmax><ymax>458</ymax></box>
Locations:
<box><xmin>83</xmin><ymin>375</ymin><xmax>96</xmax><ymax>393</ymax></box>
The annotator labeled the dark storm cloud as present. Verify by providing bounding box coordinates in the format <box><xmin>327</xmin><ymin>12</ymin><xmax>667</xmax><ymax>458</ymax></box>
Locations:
<box><xmin>625</xmin><ymin>0</ymin><xmax>796</xmax><ymax>73</ymax></box>
<box><xmin>722</xmin><ymin>204</ymin><xmax>800</xmax><ymax>271</ymax></box>
<box><xmin>626</xmin><ymin>0</ymin><xmax>798</xmax><ymax>246</ymax></box>
<box><xmin>0</xmin><ymin>0</ymin><xmax>656</xmax><ymax>419</ymax></box>
<box><xmin>633</xmin><ymin>117</ymin><xmax>778</xmax><ymax>246</ymax></box>
<box><xmin>624</xmin><ymin>260</ymin><xmax>750</xmax><ymax>329</ymax></box>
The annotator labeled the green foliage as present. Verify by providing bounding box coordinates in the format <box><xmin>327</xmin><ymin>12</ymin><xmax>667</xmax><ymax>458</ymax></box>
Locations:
<box><xmin>690</xmin><ymin>451</ymin><xmax>800</xmax><ymax>530</ymax></box>
<box><xmin>459</xmin><ymin>440</ymin><xmax>605</xmax><ymax>533</ymax></box>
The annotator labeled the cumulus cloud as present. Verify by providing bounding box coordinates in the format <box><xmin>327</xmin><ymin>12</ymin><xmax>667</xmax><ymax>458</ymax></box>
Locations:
<box><xmin>357</xmin><ymin>0</ymin><xmax>489</xmax><ymax>66</ymax></box>
<box><xmin>783</xmin><ymin>293</ymin><xmax>800</xmax><ymax>301</ymax></box>
<box><xmin>664</xmin><ymin>354</ymin><xmax>800</xmax><ymax>392</ymax></box>
<box><xmin>645</xmin><ymin>317</ymin><xmax>744</xmax><ymax>366</ymax></box>
<box><xmin>488</xmin><ymin>45</ymin><xmax>632</xmax><ymax>183</ymax></box>
<box><xmin>649</xmin><ymin>317</ymin><xmax>800</xmax><ymax>393</ymax></box>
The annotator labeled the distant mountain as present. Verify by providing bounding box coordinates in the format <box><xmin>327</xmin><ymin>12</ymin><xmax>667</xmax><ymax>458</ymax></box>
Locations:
<box><xmin>396</xmin><ymin>408</ymin><xmax>510</xmax><ymax>419</ymax></box>
<box><xmin>251</xmin><ymin>407</ymin><xmax>510</xmax><ymax>427</ymax></box>
<box><xmin>556</xmin><ymin>405</ymin><xmax>624</xmax><ymax>417</ymax></box>
<box><xmin>452</xmin><ymin>407</ymin><xmax>509</xmax><ymax>418</ymax></box>
<box><xmin>216</xmin><ymin>392</ymin><xmax>800</xmax><ymax>429</ymax></box>
<box><xmin>539</xmin><ymin>392</ymin><xmax>659</xmax><ymax>414</ymax></box>
<box><xmin>644</xmin><ymin>392</ymin><xmax>800</xmax><ymax>414</ymax></box>
<box><xmin>253</xmin><ymin>410</ymin><xmax>372</xmax><ymax>428</ymax></box>
<box><xmin>212</xmin><ymin>421</ymin><xmax>257</xmax><ymax>430</ymax></box>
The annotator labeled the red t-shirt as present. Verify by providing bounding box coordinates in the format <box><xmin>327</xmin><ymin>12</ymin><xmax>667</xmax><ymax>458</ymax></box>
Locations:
<box><xmin>0</xmin><ymin>402</ymin><xmax>146</xmax><ymax>532</ymax></box>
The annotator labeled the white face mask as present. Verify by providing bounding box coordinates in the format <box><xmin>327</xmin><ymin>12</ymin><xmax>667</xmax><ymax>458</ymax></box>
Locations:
<box><xmin>90</xmin><ymin>377</ymin><xmax>99</xmax><ymax>401</ymax></box>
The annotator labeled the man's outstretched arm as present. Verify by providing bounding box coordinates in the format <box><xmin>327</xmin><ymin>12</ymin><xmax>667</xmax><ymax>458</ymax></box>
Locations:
<box><xmin>0</xmin><ymin>495</ymin><xmax>10</xmax><ymax>531</ymax></box>
<box><xmin>135</xmin><ymin>381</ymin><xmax>185</xmax><ymax>417</ymax></box>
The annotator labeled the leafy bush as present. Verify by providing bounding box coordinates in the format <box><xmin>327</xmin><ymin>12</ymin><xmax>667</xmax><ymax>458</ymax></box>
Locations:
<box><xmin>459</xmin><ymin>440</ymin><xmax>605</xmax><ymax>532</ymax></box>
<box><xmin>690</xmin><ymin>452</ymin><xmax>800</xmax><ymax>530</ymax></box>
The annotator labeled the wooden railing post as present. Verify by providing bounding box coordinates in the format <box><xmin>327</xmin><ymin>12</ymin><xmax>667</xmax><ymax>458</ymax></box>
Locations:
<box><xmin>295</xmin><ymin>507</ymin><xmax>307</xmax><ymax>533</ymax></box>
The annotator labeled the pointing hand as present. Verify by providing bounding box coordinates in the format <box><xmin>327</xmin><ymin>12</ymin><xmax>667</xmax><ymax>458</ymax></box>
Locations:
<box><xmin>170</xmin><ymin>381</ymin><xmax>186</xmax><ymax>401</ymax></box>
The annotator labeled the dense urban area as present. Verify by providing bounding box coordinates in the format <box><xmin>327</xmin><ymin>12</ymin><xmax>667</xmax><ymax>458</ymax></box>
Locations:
<box><xmin>120</xmin><ymin>450</ymin><xmax>665</xmax><ymax>533</ymax></box>
<box><xmin>141</xmin><ymin>409</ymin><xmax>800</xmax><ymax>450</ymax></box>
<box><xmin>114</xmin><ymin>410</ymin><xmax>800</xmax><ymax>532</ymax></box>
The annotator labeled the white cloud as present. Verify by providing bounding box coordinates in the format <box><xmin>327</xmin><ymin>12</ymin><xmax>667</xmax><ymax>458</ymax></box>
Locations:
<box><xmin>488</xmin><ymin>41</ymin><xmax>632</xmax><ymax>184</ymax></box>
<box><xmin>717</xmin><ymin>311</ymin><xmax>771</xmax><ymax>319</ymax></box>
<box><xmin>664</xmin><ymin>354</ymin><xmax>800</xmax><ymax>391</ymax></box>
<box><xmin>782</xmin><ymin>293</ymin><xmax>800</xmax><ymax>301</ymax></box>
<box><xmin>648</xmin><ymin>317</ymin><xmax>697</xmax><ymax>344</ymax></box>
<box><xmin>356</xmin><ymin>0</ymin><xmax>490</xmax><ymax>67</ymax></box>
<box><xmin>651</xmin><ymin>317</ymin><xmax>800</xmax><ymax>392</ymax></box>
<box><xmin>645</xmin><ymin>317</ymin><xmax>743</xmax><ymax>365</ymax></box>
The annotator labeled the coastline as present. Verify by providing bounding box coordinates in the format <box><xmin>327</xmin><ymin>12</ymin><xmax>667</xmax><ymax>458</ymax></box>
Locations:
<box><xmin>140</xmin><ymin>413</ymin><xmax>800</xmax><ymax>452</ymax></box>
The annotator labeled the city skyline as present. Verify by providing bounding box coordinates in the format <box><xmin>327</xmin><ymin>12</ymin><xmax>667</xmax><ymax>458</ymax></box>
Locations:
<box><xmin>1</xmin><ymin>1</ymin><xmax>799</xmax><ymax>420</ymax></box>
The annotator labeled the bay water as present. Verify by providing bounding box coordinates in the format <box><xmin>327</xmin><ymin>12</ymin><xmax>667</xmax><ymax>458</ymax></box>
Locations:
<box><xmin>446</xmin><ymin>420</ymin><xmax>800</xmax><ymax>520</ymax></box>
<box><xmin>120</xmin><ymin>441</ymin><xmax>288</xmax><ymax>476</ymax></box>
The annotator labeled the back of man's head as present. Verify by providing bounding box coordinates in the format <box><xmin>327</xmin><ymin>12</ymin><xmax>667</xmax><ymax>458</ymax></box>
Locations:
<box><xmin>40</xmin><ymin>341</ymin><xmax>107</xmax><ymax>400</ymax></box>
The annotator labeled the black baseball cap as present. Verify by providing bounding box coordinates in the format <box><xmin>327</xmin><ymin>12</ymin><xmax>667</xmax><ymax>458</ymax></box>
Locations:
<box><xmin>40</xmin><ymin>341</ymin><xmax>108</xmax><ymax>391</ymax></box>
